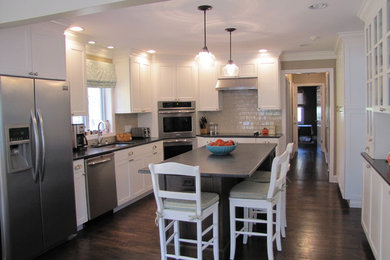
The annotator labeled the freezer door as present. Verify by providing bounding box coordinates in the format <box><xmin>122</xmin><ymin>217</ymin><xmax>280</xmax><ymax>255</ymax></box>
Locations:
<box><xmin>34</xmin><ymin>79</ymin><xmax>76</xmax><ymax>248</ymax></box>
<box><xmin>0</xmin><ymin>76</ymin><xmax>44</xmax><ymax>259</ymax></box>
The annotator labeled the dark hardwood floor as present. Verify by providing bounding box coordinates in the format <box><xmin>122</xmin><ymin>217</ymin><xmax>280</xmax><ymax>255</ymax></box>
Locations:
<box><xmin>37</xmin><ymin>143</ymin><xmax>374</xmax><ymax>260</ymax></box>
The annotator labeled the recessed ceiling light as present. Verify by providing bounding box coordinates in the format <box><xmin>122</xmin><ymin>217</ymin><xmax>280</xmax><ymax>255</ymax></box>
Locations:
<box><xmin>259</xmin><ymin>49</ymin><xmax>268</xmax><ymax>53</ymax></box>
<box><xmin>309</xmin><ymin>3</ymin><xmax>328</xmax><ymax>10</ymax></box>
<box><xmin>107</xmin><ymin>46</ymin><xmax>114</xmax><ymax>49</ymax></box>
<box><xmin>88</xmin><ymin>41</ymin><xmax>96</xmax><ymax>45</ymax></box>
<box><xmin>146</xmin><ymin>49</ymin><xmax>156</xmax><ymax>54</ymax></box>
<box><xmin>69</xmin><ymin>26</ymin><xmax>84</xmax><ymax>32</ymax></box>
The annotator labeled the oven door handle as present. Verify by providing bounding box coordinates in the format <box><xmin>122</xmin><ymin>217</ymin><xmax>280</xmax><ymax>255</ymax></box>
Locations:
<box><xmin>158</xmin><ymin>110</ymin><xmax>195</xmax><ymax>114</ymax></box>
<box><xmin>164</xmin><ymin>139</ymin><xmax>194</xmax><ymax>144</ymax></box>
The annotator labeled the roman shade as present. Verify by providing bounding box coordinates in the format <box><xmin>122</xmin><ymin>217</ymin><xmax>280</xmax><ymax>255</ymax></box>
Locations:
<box><xmin>86</xmin><ymin>59</ymin><xmax>116</xmax><ymax>88</ymax></box>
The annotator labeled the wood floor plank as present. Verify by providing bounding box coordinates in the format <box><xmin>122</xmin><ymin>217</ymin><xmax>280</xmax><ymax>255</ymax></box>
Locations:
<box><xmin>37</xmin><ymin>143</ymin><xmax>374</xmax><ymax>260</ymax></box>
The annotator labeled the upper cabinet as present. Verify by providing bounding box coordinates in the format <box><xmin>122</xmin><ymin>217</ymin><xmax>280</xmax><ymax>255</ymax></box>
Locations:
<box><xmin>66</xmin><ymin>39</ymin><xmax>88</xmax><ymax>116</ymax></box>
<box><xmin>257</xmin><ymin>57</ymin><xmax>281</xmax><ymax>110</ymax></box>
<box><xmin>198</xmin><ymin>64</ymin><xmax>222</xmax><ymax>111</ymax></box>
<box><xmin>0</xmin><ymin>22</ymin><xmax>66</xmax><ymax>80</ymax></box>
<box><xmin>360</xmin><ymin>0</ymin><xmax>390</xmax><ymax>159</ymax></box>
<box><xmin>157</xmin><ymin>64</ymin><xmax>196</xmax><ymax>101</ymax></box>
<box><xmin>115</xmin><ymin>55</ymin><xmax>151</xmax><ymax>113</ymax></box>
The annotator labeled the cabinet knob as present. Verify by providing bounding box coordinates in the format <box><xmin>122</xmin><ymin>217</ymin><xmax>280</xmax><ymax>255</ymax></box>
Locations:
<box><xmin>366</xmin><ymin>164</ymin><xmax>370</xmax><ymax>169</ymax></box>
<box><xmin>379</xmin><ymin>107</ymin><xmax>386</xmax><ymax>112</ymax></box>
<box><xmin>153</xmin><ymin>145</ymin><xmax>157</xmax><ymax>150</ymax></box>
<box><xmin>365</xmin><ymin>146</ymin><xmax>369</xmax><ymax>152</ymax></box>
<box><xmin>28</xmin><ymin>72</ymin><xmax>34</xmax><ymax>76</ymax></box>
<box><xmin>128</xmin><ymin>151</ymin><xmax>133</xmax><ymax>156</ymax></box>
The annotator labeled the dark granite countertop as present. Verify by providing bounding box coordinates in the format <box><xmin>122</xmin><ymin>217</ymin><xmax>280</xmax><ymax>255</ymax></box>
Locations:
<box><xmin>73</xmin><ymin>137</ymin><xmax>161</xmax><ymax>160</ymax></box>
<box><xmin>197</xmin><ymin>133</ymin><xmax>282</xmax><ymax>138</ymax></box>
<box><xmin>140</xmin><ymin>143</ymin><xmax>276</xmax><ymax>178</ymax></box>
<box><xmin>362</xmin><ymin>152</ymin><xmax>390</xmax><ymax>185</ymax></box>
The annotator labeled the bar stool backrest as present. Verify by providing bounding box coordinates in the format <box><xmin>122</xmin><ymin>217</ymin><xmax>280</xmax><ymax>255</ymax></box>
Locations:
<box><xmin>149</xmin><ymin>162</ymin><xmax>202</xmax><ymax>216</ymax></box>
<box><xmin>267</xmin><ymin>149</ymin><xmax>290</xmax><ymax>199</ymax></box>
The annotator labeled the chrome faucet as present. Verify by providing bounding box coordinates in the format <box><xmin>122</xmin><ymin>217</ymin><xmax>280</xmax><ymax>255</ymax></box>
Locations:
<box><xmin>97</xmin><ymin>121</ymin><xmax>105</xmax><ymax>145</ymax></box>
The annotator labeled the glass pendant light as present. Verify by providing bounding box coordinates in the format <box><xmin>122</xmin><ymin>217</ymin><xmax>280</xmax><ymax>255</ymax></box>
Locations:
<box><xmin>195</xmin><ymin>5</ymin><xmax>215</xmax><ymax>67</ymax></box>
<box><xmin>223</xmin><ymin>28</ymin><xmax>239</xmax><ymax>76</ymax></box>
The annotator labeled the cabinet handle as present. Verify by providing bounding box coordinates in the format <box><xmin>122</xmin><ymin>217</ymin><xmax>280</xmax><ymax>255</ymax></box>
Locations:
<box><xmin>153</xmin><ymin>145</ymin><xmax>157</xmax><ymax>150</ymax></box>
<box><xmin>82</xmin><ymin>172</ymin><xmax>86</xmax><ymax>176</ymax></box>
<box><xmin>28</xmin><ymin>72</ymin><xmax>34</xmax><ymax>76</ymax></box>
<box><xmin>379</xmin><ymin>107</ymin><xmax>386</xmax><ymax>112</ymax></box>
<box><xmin>128</xmin><ymin>151</ymin><xmax>133</xmax><ymax>156</ymax></box>
<box><xmin>366</xmin><ymin>164</ymin><xmax>370</xmax><ymax>169</ymax></box>
<box><xmin>129</xmin><ymin>159</ymin><xmax>134</xmax><ymax>162</ymax></box>
<box><xmin>153</xmin><ymin>152</ymin><xmax>157</xmax><ymax>155</ymax></box>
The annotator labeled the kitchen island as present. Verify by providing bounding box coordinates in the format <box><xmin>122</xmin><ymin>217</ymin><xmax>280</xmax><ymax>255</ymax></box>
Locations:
<box><xmin>139</xmin><ymin>143</ymin><xmax>277</xmax><ymax>259</ymax></box>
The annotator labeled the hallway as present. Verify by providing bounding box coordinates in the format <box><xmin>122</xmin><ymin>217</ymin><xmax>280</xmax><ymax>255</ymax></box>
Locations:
<box><xmin>38</xmin><ymin>143</ymin><xmax>374</xmax><ymax>259</ymax></box>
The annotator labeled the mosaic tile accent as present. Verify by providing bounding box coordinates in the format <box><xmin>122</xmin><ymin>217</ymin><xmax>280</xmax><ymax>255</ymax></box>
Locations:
<box><xmin>202</xmin><ymin>90</ymin><xmax>282</xmax><ymax>134</ymax></box>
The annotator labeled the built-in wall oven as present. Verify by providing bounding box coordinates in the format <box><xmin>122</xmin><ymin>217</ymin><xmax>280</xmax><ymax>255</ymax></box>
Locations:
<box><xmin>158</xmin><ymin>101</ymin><xmax>196</xmax><ymax>159</ymax></box>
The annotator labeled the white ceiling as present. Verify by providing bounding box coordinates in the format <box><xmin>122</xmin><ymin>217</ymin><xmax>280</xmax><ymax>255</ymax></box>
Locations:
<box><xmin>64</xmin><ymin>0</ymin><xmax>365</xmax><ymax>57</ymax></box>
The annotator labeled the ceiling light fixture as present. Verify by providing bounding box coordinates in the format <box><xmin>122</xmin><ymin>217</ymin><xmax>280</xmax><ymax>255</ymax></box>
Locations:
<box><xmin>308</xmin><ymin>3</ymin><xmax>328</xmax><ymax>10</ymax></box>
<box><xmin>195</xmin><ymin>5</ymin><xmax>215</xmax><ymax>67</ymax></box>
<box><xmin>222</xmin><ymin>28</ymin><xmax>239</xmax><ymax>77</ymax></box>
<box><xmin>88</xmin><ymin>41</ymin><xmax>96</xmax><ymax>44</ymax></box>
<box><xmin>259</xmin><ymin>49</ymin><xmax>268</xmax><ymax>53</ymax></box>
<box><xmin>146</xmin><ymin>49</ymin><xmax>156</xmax><ymax>54</ymax></box>
<box><xmin>69</xmin><ymin>26</ymin><xmax>84</xmax><ymax>32</ymax></box>
<box><xmin>107</xmin><ymin>45</ymin><xmax>114</xmax><ymax>49</ymax></box>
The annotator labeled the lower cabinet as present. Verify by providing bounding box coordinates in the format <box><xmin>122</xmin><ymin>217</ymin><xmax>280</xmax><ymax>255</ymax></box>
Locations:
<box><xmin>361</xmin><ymin>160</ymin><xmax>390</xmax><ymax>260</ymax></box>
<box><xmin>114</xmin><ymin>141</ymin><xmax>163</xmax><ymax>207</ymax></box>
<box><xmin>73</xmin><ymin>159</ymin><xmax>88</xmax><ymax>227</ymax></box>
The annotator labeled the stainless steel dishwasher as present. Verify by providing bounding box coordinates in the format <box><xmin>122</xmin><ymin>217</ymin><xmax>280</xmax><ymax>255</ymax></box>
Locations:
<box><xmin>85</xmin><ymin>153</ymin><xmax>117</xmax><ymax>220</ymax></box>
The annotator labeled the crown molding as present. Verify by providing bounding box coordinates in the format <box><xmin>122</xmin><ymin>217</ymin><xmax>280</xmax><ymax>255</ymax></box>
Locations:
<box><xmin>357</xmin><ymin>0</ymin><xmax>383</xmax><ymax>23</ymax></box>
<box><xmin>280</xmin><ymin>51</ymin><xmax>337</xmax><ymax>61</ymax></box>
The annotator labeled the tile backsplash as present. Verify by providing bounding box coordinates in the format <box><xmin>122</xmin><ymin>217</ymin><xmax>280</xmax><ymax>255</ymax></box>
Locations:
<box><xmin>115</xmin><ymin>113</ymin><xmax>138</xmax><ymax>133</ymax></box>
<box><xmin>202</xmin><ymin>90</ymin><xmax>282</xmax><ymax>134</ymax></box>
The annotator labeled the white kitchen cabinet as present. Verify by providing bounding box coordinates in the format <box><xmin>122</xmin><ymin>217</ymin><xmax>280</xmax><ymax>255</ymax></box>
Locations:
<box><xmin>361</xmin><ymin>158</ymin><xmax>390</xmax><ymax>260</ymax></box>
<box><xmin>361</xmin><ymin>161</ymin><xmax>371</xmax><ymax>236</ymax></box>
<box><xmin>157</xmin><ymin>64</ymin><xmax>196</xmax><ymax>101</ymax></box>
<box><xmin>255</xmin><ymin>138</ymin><xmax>281</xmax><ymax>155</ymax></box>
<box><xmin>73</xmin><ymin>159</ymin><xmax>88</xmax><ymax>227</ymax></box>
<box><xmin>114</xmin><ymin>142</ymin><xmax>163</xmax><ymax>207</ymax></box>
<box><xmin>115</xmin><ymin>56</ymin><xmax>151</xmax><ymax>113</ymax></box>
<box><xmin>197</xmin><ymin>137</ymin><xmax>256</xmax><ymax>148</ymax></box>
<box><xmin>0</xmin><ymin>22</ymin><xmax>66</xmax><ymax>80</ymax></box>
<box><xmin>381</xmin><ymin>179</ymin><xmax>390</xmax><ymax>260</ymax></box>
<box><xmin>66</xmin><ymin>39</ymin><xmax>88</xmax><ymax>116</ymax></box>
<box><xmin>198</xmin><ymin>65</ymin><xmax>222</xmax><ymax>111</ymax></box>
<box><xmin>257</xmin><ymin>58</ymin><xmax>280</xmax><ymax>110</ymax></box>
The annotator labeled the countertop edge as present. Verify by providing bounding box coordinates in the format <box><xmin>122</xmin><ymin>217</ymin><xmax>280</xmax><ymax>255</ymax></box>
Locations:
<box><xmin>361</xmin><ymin>152</ymin><xmax>390</xmax><ymax>186</ymax></box>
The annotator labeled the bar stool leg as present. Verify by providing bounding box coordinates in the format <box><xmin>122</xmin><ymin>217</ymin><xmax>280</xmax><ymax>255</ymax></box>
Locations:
<box><xmin>229</xmin><ymin>201</ymin><xmax>236</xmax><ymax>260</ymax></box>
<box><xmin>243</xmin><ymin>207</ymin><xmax>249</xmax><ymax>244</ymax></box>
<box><xmin>197</xmin><ymin>220</ymin><xmax>203</xmax><ymax>260</ymax></box>
<box><xmin>158</xmin><ymin>218</ymin><xmax>167</xmax><ymax>260</ymax></box>
<box><xmin>213</xmin><ymin>208</ymin><xmax>219</xmax><ymax>260</ymax></box>
<box><xmin>173</xmin><ymin>220</ymin><xmax>180</xmax><ymax>256</ymax></box>
<box><xmin>267</xmin><ymin>205</ymin><xmax>274</xmax><ymax>260</ymax></box>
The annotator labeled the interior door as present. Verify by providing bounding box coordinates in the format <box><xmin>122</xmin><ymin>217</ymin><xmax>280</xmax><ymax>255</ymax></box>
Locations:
<box><xmin>34</xmin><ymin>79</ymin><xmax>76</xmax><ymax>248</ymax></box>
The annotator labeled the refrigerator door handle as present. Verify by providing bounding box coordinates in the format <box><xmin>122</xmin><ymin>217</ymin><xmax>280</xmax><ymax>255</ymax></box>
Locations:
<box><xmin>30</xmin><ymin>110</ymin><xmax>40</xmax><ymax>183</ymax></box>
<box><xmin>37</xmin><ymin>109</ymin><xmax>46</xmax><ymax>182</ymax></box>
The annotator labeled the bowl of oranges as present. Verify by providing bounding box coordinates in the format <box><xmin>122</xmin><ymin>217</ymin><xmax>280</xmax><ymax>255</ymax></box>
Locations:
<box><xmin>206</xmin><ymin>139</ymin><xmax>237</xmax><ymax>155</ymax></box>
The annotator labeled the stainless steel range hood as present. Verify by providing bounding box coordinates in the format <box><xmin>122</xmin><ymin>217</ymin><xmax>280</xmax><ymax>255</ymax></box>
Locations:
<box><xmin>215</xmin><ymin>76</ymin><xmax>257</xmax><ymax>90</ymax></box>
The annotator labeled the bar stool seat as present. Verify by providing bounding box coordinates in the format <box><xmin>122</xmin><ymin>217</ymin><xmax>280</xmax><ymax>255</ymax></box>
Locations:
<box><xmin>230</xmin><ymin>180</ymin><xmax>269</xmax><ymax>199</ymax></box>
<box><xmin>247</xmin><ymin>170</ymin><xmax>271</xmax><ymax>183</ymax></box>
<box><xmin>164</xmin><ymin>192</ymin><xmax>219</xmax><ymax>211</ymax></box>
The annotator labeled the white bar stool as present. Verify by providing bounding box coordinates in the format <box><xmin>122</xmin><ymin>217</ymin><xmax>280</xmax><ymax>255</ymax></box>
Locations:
<box><xmin>229</xmin><ymin>149</ymin><xmax>290</xmax><ymax>260</ymax></box>
<box><xmin>149</xmin><ymin>162</ymin><xmax>219</xmax><ymax>260</ymax></box>
<box><xmin>246</xmin><ymin>142</ymin><xmax>294</xmax><ymax>238</ymax></box>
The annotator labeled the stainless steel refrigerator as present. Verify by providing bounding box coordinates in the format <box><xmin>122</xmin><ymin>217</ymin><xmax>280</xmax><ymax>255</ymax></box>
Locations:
<box><xmin>0</xmin><ymin>75</ymin><xmax>76</xmax><ymax>259</ymax></box>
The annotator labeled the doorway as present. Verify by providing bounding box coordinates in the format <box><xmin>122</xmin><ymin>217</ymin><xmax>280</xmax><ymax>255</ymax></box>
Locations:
<box><xmin>281</xmin><ymin>69</ymin><xmax>336</xmax><ymax>183</ymax></box>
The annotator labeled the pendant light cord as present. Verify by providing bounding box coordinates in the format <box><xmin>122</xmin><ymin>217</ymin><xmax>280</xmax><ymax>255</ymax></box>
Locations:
<box><xmin>229</xmin><ymin>31</ymin><xmax>232</xmax><ymax>62</ymax></box>
<box><xmin>203</xmin><ymin>9</ymin><xmax>207</xmax><ymax>49</ymax></box>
